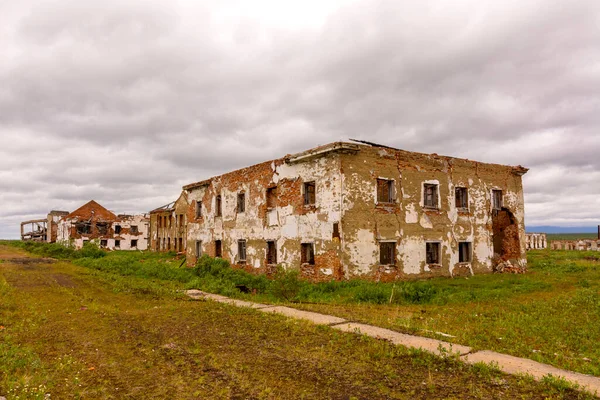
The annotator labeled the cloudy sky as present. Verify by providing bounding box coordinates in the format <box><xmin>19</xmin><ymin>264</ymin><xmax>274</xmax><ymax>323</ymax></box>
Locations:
<box><xmin>1</xmin><ymin>0</ymin><xmax>599</xmax><ymax>238</ymax></box>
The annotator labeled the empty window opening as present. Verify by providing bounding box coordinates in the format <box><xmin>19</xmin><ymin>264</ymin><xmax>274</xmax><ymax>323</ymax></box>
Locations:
<box><xmin>238</xmin><ymin>240</ymin><xmax>247</xmax><ymax>263</ymax></box>
<box><xmin>455</xmin><ymin>187</ymin><xmax>468</xmax><ymax>210</ymax></box>
<box><xmin>376</xmin><ymin>179</ymin><xmax>395</xmax><ymax>203</ymax></box>
<box><xmin>301</xmin><ymin>243</ymin><xmax>315</xmax><ymax>265</ymax></box>
<box><xmin>459</xmin><ymin>242</ymin><xmax>472</xmax><ymax>263</ymax></box>
<box><xmin>76</xmin><ymin>222</ymin><xmax>92</xmax><ymax>235</ymax></box>
<box><xmin>379</xmin><ymin>242</ymin><xmax>396</xmax><ymax>265</ymax></box>
<box><xmin>426</xmin><ymin>242</ymin><xmax>441</xmax><ymax>264</ymax></box>
<box><xmin>100</xmin><ymin>239</ymin><xmax>108</xmax><ymax>248</ymax></box>
<box><xmin>115</xmin><ymin>239</ymin><xmax>121</xmax><ymax>249</ymax></box>
<box><xmin>424</xmin><ymin>184</ymin><xmax>438</xmax><ymax>208</ymax></box>
<box><xmin>130</xmin><ymin>225</ymin><xmax>138</xmax><ymax>234</ymax></box>
<box><xmin>267</xmin><ymin>241</ymin><xmax>277</xmax><ymax>265</ymax></box>
<box><xmin>131</xmin><ymin>239</ymin><xmax>138</xmax><ymax>249</ymax></box>
<box><xmin>195</xmin><ymin>241</ymin><xmax>202</xmax><ymax>257</ymax></box>
<box><xmin>178</xmin><ymin>215</ymin><xmax>184</xmax><ymax>227</ymax></box>
<box><xmin>237</xmin><ymin>192</ymin><xmax>246</xmax><ymax>213</ymax></box>
<box><xmin>96</xmin><ymin>222</ymin><xmax>108</xmax><ymax>234</ymax></box>
<box><xmin>215</xmin><ymin>240</ymin><xmax>222</xmax><ymax>258</ymax></box>
<box><xmin>332</xmin><ymin>222</ymin><xmax>340</xmax><ymax>240</ymax></box>
<box><xmin>304</xmin><ymin>182</ymin><xmax>316</xmax><ymax>205</ymax></box>
<box><xmin>216</xmin><ymin>195</ymin><xmax>222</xmax><ymax>217</ymax></box>
<box><xmin>266</xmin><ymin>187</ymin><xmax>277</xmax><ymax>209</ymax></box>
<box><xmin>114</xmin><ymin>225</ymin><xmax>122</xmax><ymax>234</ymax></box>
<box><xmin>195</xmin><ymin>201</ymin><xmax>202</xmax><ymax>218</ymax></box>
<box><xmin>167</xmin><ymin>238</ymin><xmax>171</xmax><ymax>250</ymax></box>
<box><xmin>178</xmin><ymin>237</ymin><xmax>183</xmax><ymax>252</ymax></box>
<box><xmin>492</xmin><ymin>190</ymin><xmax>503</xmax><ymax>210</ymax></box>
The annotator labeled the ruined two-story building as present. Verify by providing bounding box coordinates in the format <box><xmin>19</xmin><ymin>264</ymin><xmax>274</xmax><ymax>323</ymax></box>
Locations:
<box><xmin>150</xmin><ymin>141</ymin><xmax>528</xmax><ymax>281</ymax></box>
<box><xmin>57</xmin><ymin>200</ymin><xmax>149</xmax><ymax>250</ymax></box>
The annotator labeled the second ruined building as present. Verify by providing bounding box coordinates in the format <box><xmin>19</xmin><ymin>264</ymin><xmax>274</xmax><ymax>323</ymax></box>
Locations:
<box><xmin>150</xmin><ymin>141</ymin><xmax>528</xmax><ymax>281</ymax></box>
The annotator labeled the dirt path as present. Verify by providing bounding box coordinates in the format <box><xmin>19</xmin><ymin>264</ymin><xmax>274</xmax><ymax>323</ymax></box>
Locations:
<box><xmin>188</xmin><ymin>289</ymin><xmax>600</xmax><ymax>396</ymax></box>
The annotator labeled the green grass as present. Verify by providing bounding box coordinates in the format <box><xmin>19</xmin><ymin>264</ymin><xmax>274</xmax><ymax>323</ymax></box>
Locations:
<box><xmin>4</xmin><ymin>240</ymin><xmax>600</xmax><ymax>380</ymax></box>
<box><xmin>3</xmin><ymin>244</ymin><xmax>593</xmax><ymax>399</ymax></box>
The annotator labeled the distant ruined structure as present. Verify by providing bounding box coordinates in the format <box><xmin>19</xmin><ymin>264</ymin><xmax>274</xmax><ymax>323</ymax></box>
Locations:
<box><xmin>525</xmin><ymin>233</ymin><xmax>547</xmax><ymax>250</ymax></box>
<box><xmin>20</xmin><ymin>200</ymin><xmax>149</xmax><ymax>251</ymax></box>
<box><xmin>549</xmin><ymin>226</ymin><xmax>600</xmax><ymax>251</ymax></box>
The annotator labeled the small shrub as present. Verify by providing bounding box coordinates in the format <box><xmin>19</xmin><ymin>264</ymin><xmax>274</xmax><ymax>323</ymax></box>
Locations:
<box><xmin>269</xmin><ymin>266</ymin><xmax>302</xmax><ymax>301</ymax></box>
<box><xmin>397</xmin><ymin>282</ymin><xmax>438</xmax><ymax>304</ymax></box>
<box><xmin>354</xmin><ymin>285</ymin><xmax>389</xmax><ymax>304</ymax></box>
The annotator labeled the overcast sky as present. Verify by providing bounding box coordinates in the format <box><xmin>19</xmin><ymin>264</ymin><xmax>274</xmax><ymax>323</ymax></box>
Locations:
<box><xmin>1</xmin><ymin>0</ymin><xmax>599</xmax><ymax>239</ymax></box>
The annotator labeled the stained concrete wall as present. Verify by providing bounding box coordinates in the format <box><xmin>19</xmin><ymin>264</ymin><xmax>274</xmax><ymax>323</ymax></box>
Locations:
<box><xmin>339</xmin><ymin>145</ymin><xmax>527</xmax><ymax>280</ymax></box>
<box><xmin>184</xmin><ymin>151</ymin><xmax>345</xmax><ymax>280</ymax></box>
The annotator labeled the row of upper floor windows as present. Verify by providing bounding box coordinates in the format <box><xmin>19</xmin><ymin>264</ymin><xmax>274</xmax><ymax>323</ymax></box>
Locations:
<box><xmin>190</xmin><ymin>180</ymin><xmax>505</xmax><ymax>219</ymax></box>
<box><xmin>376</xmin><ymin>178</ymin><xmax>505</xmax><ymax>211</ymax></box>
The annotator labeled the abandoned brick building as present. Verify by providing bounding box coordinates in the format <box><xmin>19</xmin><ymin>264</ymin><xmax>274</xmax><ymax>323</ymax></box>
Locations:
<box><xmin>149</xmin><ymin>141</ymin><xmax>528</xmax><ymax>281</ymax></box>
<box><xmin>149</xmin><ymin>192</ymin><xmax>189</xmax><ymax>253</ymax></box>
<box><xmin>57</xmin><ymin>200</ymin><xmax>149</xmax><ymax>250</ymax></box>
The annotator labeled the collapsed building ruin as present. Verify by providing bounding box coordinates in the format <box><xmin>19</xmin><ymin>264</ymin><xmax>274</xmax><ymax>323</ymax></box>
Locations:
<box><xmin>20</xmin><ymin>210</ymin><xmax>69</xmax><ymax>242</ymax></box>
<box><xmin>56</xmin><ymin>200</ymin><xmax>149</xmax><ymax>250</ymax></box>
<box><xmin>149</xmin><ymin>141</ymin><xmax>528</xmax><ymax>281</ymax></box>
<box><xmin>20</xmin><ymin>200</ymin><xmax>149</xmax><ymax>251</ymax></box>
<box><xmin>525</xmin><ymin>233</ymin><xmax>547</xmax><ymax>250</ymax></box>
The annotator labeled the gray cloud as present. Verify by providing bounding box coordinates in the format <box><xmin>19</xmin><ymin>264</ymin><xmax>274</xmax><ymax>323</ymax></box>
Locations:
<box><xmin>1</xmin><ymin>0</ymin><xmax>599</xmax><ymax>238</ymax></box>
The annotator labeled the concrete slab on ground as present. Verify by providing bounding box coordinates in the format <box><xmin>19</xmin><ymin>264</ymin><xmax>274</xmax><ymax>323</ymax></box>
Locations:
<box><xmin>258</xmin><ymin>306</ymin><xmax>347</xmax><ymax>325</ymax></box>
<box><xmin>332</xmin><ymin>322</ymin><xmax>472</xmax><ymax>357</ymax></box>
<box><xmin>462</xmin><ymin>350</ymin><xmax>600</xmax><ymax>395</ymax></box>
<box><xmin>185</xmin><ymin>290</ymin><xmax>270</xmax><ymax>309</ymax></box>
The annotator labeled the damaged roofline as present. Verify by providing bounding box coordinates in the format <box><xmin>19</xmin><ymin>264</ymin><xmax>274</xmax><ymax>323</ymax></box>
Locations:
<box><xmin>284</xmin><ymin>142</ymin><xmax>360</xmax><ymax>164</ymax></box>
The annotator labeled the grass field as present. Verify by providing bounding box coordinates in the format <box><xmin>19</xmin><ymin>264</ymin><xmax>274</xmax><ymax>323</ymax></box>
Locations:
<box><xmin>546</xmin><ymin>233</ymin><xmax>599</xmax><ymax>241</ymax></box>
<box><xmin>3</xmin><ymin>243</ymin><xmax>593</xmax><ymax>399</ymax></box>
<box><xmin>1</xmin><ymin>241</ymin><xmax>599</xmax><ymax>398</ymax></box>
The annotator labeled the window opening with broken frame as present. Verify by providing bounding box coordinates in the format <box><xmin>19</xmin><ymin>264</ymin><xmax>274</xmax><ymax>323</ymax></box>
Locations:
<box><xmin>131</xmin><ymin>239</ymin><xmax>138</xmax><ymax>248</ymax></box>
<box><xmin>267</xmin><ymin>241</ymin><xmax>277</xmax><ymax>265</ymax></box>
<box><xmin>195</xmin><ymin>201</ymin><xmax>202</xmax><ymax>218</ymax></box>
<box><xmin>238</xmin><ymin>239</ymin><xmax>247</xmax><ymax>263</ymax></box>
<box><xmin>215</xmin><ymin>195</ymin><xmax>222</xmax><ymax>217</ymax></box>
<box><xmin>379</xmin><ymin>242</ymin><xmax>396</xmax><ymax>265</ymax></box>
<box><xmin>100</xmin><ymin>239</ymin><xmax>107</xmax><ymax>248</ymax></box>
<box><xmin>114</xmin><ymin>225</ymin><xmax>122</xmax><ymax>234</ymax></box>
<box><xmin>195</xmin><ymin>241</ymin><xmax>202</xmax><ymax>257</ymax></box>
<box><xmin>376</xmin><ymin>179</ymin><xmax>395</xmax><ymax>203</ymax></box>
<box><xmin>115</xmin><ymin>239</ymin><xmax>121</xmax><ymax>248</ymax></box>
<box><xmin>237</xmin><ymin>192</ymin><xmax>245</xmax><ymax>213</ymax></box>
<box><xmin>424</xmin><ymin>183</ymin><xmax>438</xmax><ymax>208</ymax></box>
<box><xmin>130</xmin><ymin>225</ymin><xmax>139</xmax><ymax>234</ymax></box>
<box><xmin>215</xmin><ymin>240</ymin><xmax>222</xmax><ymax>258</ymax></box>
<box><xmin>426</xmin><ymin>242</ymin><xmax>440</xmax><ymax>264</ymax></box>
<box><xmin>455</xmin><ymin>187</ymin><xmax>468</xmax><ymax>210</ymax></box>
<box><xmin>76</xmin><ymin>222</ymin><xmax>92</xmax><ymax>235</ymax></box>
<box><xmin>303</xmin><ymin>182</ymin><xmax>316</xmax><ymax>205</ymax></box>
<box><xmin>96</xmin><ymin>222</ymin><xmax>108</xmax><ymax>234</ymax></box>
<box><xmin>459</xmin><ymin>242</ymin><xmax>472</xmax><ymax>263</ymax></box>
<box><xmin>266</xmin><ymin>187</ymin><xmax>277</xmax><ymax>209</ymax></box>
<box><xmin>301</xmin><ymin>243</ymin><xmax>315</xmax><ymax>265</ymax></box>
<box><xmin>492</xmin><ymin>189</ymin><xmax>503</xmax><ymax>210</ymax></box>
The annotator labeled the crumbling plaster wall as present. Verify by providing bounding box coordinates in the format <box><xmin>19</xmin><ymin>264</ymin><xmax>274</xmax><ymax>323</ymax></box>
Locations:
<box><xmin>185</xmin><ymin>155</ymin><xmax>344</xmax><ymax>280</ymax></box>
<box><xmin>339</xmin><ymin>145</ymin><xmax>527</xmax><ymax>280</ymax></box>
